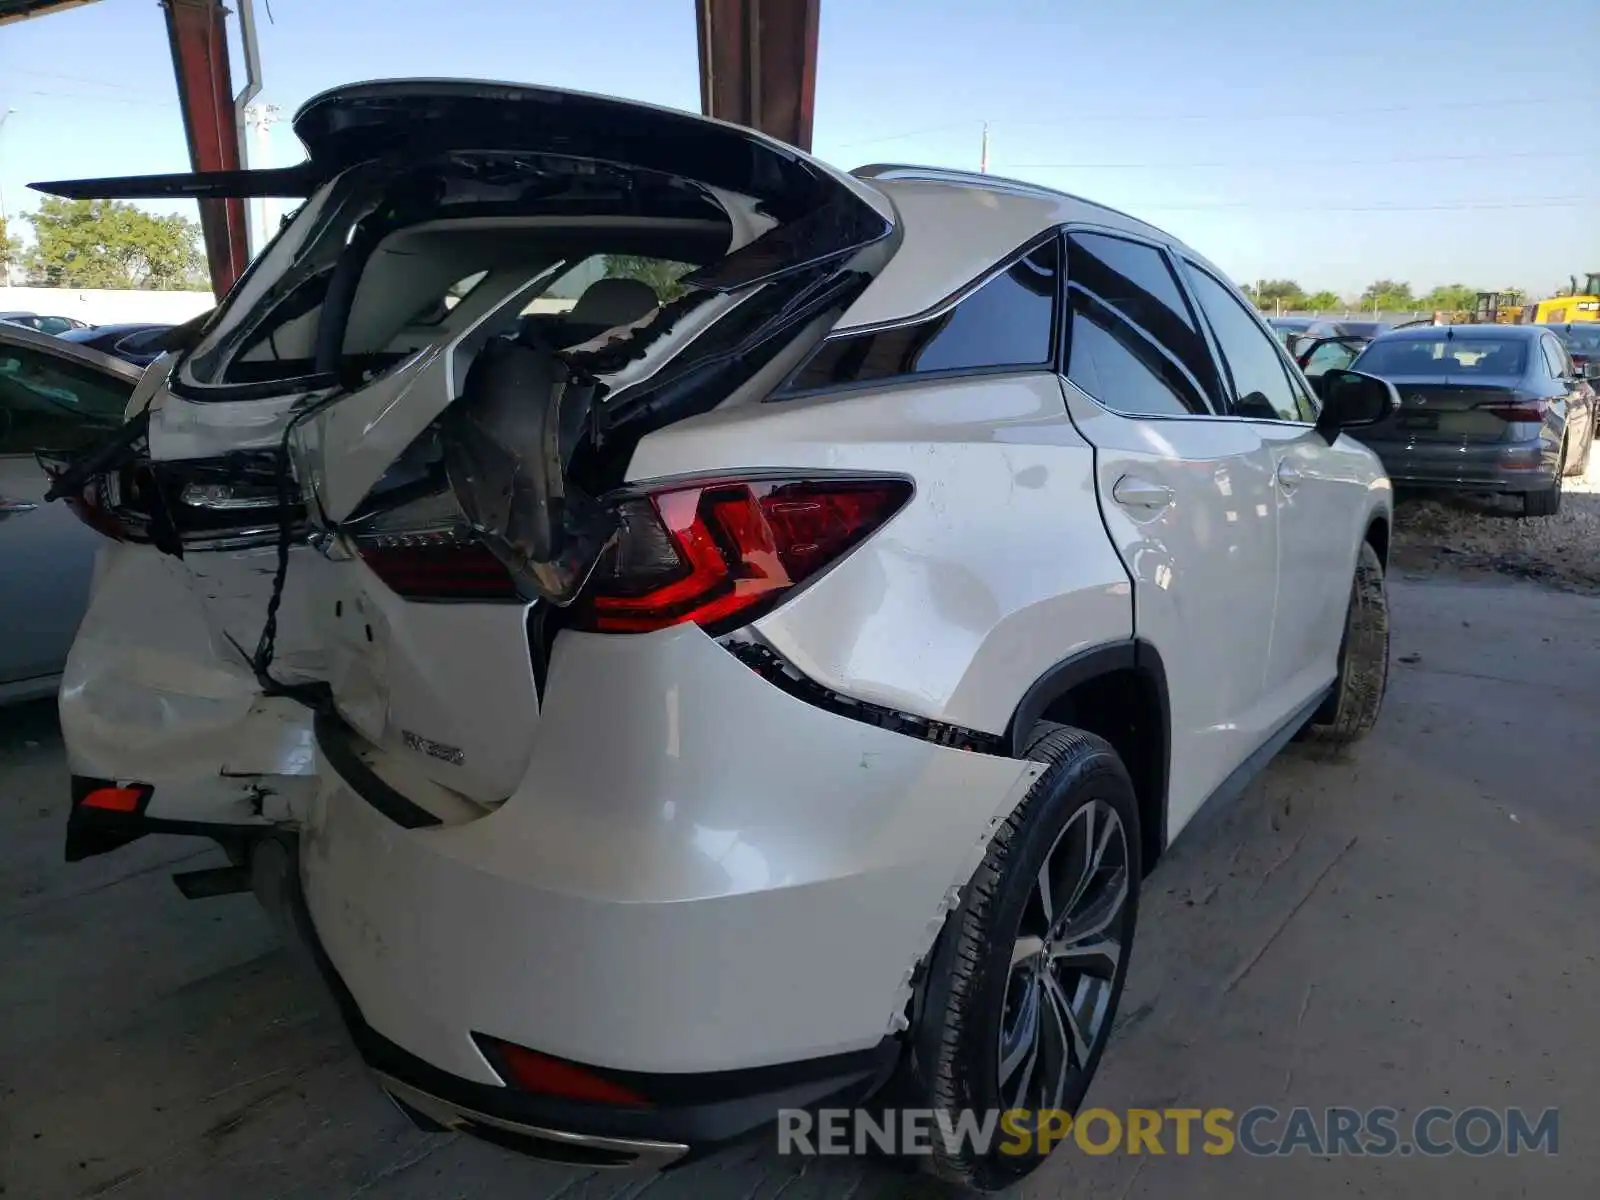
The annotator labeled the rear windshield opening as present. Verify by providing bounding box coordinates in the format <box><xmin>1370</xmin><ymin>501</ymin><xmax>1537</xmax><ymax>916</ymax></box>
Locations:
<box><xmin>1357</xmin><ymin>337</ymin><xmax>1529</xmax><ymax>376</ymax></box>
<box><xmin>175</xmin><ymin>154</ymin><xmax>736</xmax><ymax>398</ymax></box>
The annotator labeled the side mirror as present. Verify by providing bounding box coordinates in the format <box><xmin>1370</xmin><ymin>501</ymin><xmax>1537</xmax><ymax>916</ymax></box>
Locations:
<box><xmin>1315</xmin><ymin>369</ymin><xmax>1399</xmax><ymax>444</ymax></box>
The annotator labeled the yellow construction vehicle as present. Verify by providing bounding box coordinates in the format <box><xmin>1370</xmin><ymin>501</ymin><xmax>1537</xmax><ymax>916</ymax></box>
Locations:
<box><xmin>1520</xmin><ymin>273</ymin><xmax>1600</xmax><ymax>324</ymax></box>
<box><xmin>1470</xmin><ymin>291</ymin><xmax>1526</xmax><ymax>324</ymax></box>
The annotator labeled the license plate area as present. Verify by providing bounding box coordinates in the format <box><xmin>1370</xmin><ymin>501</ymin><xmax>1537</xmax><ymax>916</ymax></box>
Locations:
<box><xmin>1398</xmin><ymin>413</ymin><xmax>1439</xmax><ymax>431</ymax></box>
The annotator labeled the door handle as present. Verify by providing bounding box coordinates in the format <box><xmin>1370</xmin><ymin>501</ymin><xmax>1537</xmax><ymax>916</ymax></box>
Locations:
<box><xmin>1276</xmin><ymin>461</ymin><xmax>1304</xmax><ymax>490</ymax></box>
<box><xmin>1111</xmin><ymin>475</ymin><xmax>1175</xmax><ymax>510</ymax></box>
<box><xmin>0</xmin><ymin>495</ymin><xmax>39</xmax><ymax>517</ymax></box>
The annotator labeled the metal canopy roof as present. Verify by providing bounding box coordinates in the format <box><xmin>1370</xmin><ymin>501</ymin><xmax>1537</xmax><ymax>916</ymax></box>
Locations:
<box><xmin>0</xmin><ymin>0</ymin><xmax>101</xmax><ymax>26</ymax></box>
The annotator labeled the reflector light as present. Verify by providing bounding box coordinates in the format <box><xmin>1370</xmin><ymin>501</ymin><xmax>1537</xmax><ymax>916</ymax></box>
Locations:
<box><xmin>80</xmin><ymin>785</ymin><xmax>149</xmax><ymax>813</ymax></box>
<box><xmin>483</xmin><ymin>1038</ymin><xmax>650</xmax><ymax>1107</ymax></box>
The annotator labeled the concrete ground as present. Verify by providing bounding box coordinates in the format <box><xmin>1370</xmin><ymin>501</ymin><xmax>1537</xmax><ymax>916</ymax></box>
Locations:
<box><xmin>3</xmin><ymin>571</ymin><xmax>1598</xmax><ymax>1199</ymax></box>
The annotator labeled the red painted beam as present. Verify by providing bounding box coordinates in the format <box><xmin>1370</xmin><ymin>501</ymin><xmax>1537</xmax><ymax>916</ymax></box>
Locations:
<box><xmin>163</xmin><ymin>0</ymin><xmax>247</xmax><ymax>300</ymax></box>
<box><xmin>695</xmin><ymin>0</ymin><xmax>819</xmax><ymax>151</ymax></box>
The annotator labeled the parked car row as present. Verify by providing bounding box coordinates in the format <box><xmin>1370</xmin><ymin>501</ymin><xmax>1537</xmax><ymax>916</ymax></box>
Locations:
<box><xmin>0</xmin><ymin>311</ymin><xmax>175</xmax><ymax>365</ymax></box>
<box><xmin>1295</xmin><ymin>323</ymin><xmax>1598</xmax><ymax>516</ymax></box>
<box><xmin>0</xmin><ymin>310</ymin><xmax>92</xmax><ymax>335</ymax></box>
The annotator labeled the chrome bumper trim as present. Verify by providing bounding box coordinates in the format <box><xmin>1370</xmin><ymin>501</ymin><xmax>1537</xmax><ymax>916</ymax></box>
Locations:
<box><xmin>375</xmin><ymin>1073</ymin><xmax>690</xmax><ymax>1169</ymax></box>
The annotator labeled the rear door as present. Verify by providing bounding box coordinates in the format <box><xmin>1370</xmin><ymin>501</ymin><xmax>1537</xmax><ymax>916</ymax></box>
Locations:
<box><xmin>1054</xmin><ymin>228</ymin><xmax>1280</xmax><ymax>838</ymax></box>
<box><xmin>0</xmin><ymin>327</ymin><xmax>138</xmax><ymax>698</ymax></box>
<box><xmin>1542</xmin><ymin>334</ymin><xmax>1592</xmax><ymax>460</ymax></box>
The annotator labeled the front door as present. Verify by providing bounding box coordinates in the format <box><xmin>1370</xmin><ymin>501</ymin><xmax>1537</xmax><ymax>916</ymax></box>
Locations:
<box><xmin>0</xmin><ymin>329</ymin><xmax>139</xmax><ymax>698</ymax></box>
<box><xmin>1056</xmin><ymin>229</ymin><xmax>1280</xmax><ymax>838</ymax></box>
<box><xmin>1179</xmin><ymin>262</ymin><xmax>1356</xmax><ymax>718</ymax></box>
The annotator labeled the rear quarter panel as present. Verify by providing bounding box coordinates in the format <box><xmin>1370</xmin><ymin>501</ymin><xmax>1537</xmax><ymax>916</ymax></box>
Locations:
<box><xmin>624</xmin><ymin>372</ymin><xmax>1134</xmax><ymax>735</ymax></box>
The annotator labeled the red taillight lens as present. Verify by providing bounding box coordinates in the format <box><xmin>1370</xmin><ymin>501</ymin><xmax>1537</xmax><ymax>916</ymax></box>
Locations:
<box><xmin>571</xmin><ymin>477</ymin><xmax>911</xmax><ymax>635</ymax></box>
<box><xmin>79</xmin><ymin>784</ymin><xmax>151</xmax><ymax>813</ymax></box>
<box><xmin>358</xmin><ymin>540</ymin><xmax>519</xmax><ymax>601</ymax></box>
<box><xmin>481</xmin><ymin>1038</ymin><xmax>649</xmax><ymax>1107</ymax></box>
<box><xmin>1478</xmin><ymin>399</ymin><xmax>1549</xmax><ymax>422</ymax></box>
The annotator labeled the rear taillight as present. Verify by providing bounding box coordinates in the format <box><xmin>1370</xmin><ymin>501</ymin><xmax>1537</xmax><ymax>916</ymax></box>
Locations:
<box><xmin>570</xmin><ymin>477</ymin><xmax>912</xmax><ymax>635</ymax></box>
<box><xmin>1478</xmin><ymin>399</ymin><xmax>1549</xmax><ymax>422</ymax></box>
<box><xmin>358</xmin><ymin>536</ymin><xmax>520</xmax><ymax>601</ymax></box>
<box><xmin>40</xmin><ymin>458</ymin><xmax>127</xmax><ymax>541</ymax></box>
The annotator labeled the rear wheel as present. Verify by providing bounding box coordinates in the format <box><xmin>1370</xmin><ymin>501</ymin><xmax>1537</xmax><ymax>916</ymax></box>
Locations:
<box><xmin>1522</xmin><ymin>468</ymin><xmax>1562</xmax><ymax>516</ymax></box>
<box><xmin>906</xmin><ymin>724</ymin><xmax>1140</xmax><ymax>1192</ymax></box>
<box><xmin>1303</xmin><ymin>540</ymin><xmax>1388</xmax><ymax>745</ymax></box>
<box><xmin>1567</xmin><ymin>424</ymin><xmax>1593</xmax><ymax>479</ymax></box>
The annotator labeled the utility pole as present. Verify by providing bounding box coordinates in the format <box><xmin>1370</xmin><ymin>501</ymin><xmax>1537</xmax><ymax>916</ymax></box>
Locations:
<box><xmin>0</xmin><ymin>108</ymin><xmax>15</xmax><ymax>289</ymax></box>
<box><xmin>979</xmin><ymin>122</ymin><xmax>989</xmax><ymax>174</ymax></box>
<box><xmin>243</xmin><ymin>103</ymin><xmax>281</xmax><ymax>258</ymax></box>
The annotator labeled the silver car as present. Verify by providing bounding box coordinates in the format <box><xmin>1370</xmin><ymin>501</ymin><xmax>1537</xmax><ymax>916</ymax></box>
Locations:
<box><xmin>0</xmin><ymin>324</ymin><xmax>141</xmax><ymax>703</ymax></box>
<box><xmin>1344</xmin><ymin>325</ymin><xmax>1596</xmax><ymax>516</ymax></box>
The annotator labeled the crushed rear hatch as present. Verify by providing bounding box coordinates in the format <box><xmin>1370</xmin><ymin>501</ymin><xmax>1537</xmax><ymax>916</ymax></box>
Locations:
<box><xmin>39</xmin><ymin>79</ymin><xmax>900</xmax><ymax>818</ymax></box>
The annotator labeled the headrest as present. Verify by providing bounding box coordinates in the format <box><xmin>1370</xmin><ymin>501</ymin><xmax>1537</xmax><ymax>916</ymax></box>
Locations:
<box><xmin>566</xmin><ymin>277</ymin><xmax>660</xmax><ymax>328</ymax></box>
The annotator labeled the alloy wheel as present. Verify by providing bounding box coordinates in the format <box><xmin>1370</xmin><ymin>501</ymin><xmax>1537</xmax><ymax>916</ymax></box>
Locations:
<box><xmin>997</xmin><ymin>799</ymin><xmax>1130</xmax><ymax>1113</ymax></box>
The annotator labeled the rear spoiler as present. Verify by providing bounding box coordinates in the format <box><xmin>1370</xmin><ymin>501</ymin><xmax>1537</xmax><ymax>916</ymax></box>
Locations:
<box><xmin>30</xmin><ymin>165</ymin><xmax>316</xmax><ymax>201</ymax></box>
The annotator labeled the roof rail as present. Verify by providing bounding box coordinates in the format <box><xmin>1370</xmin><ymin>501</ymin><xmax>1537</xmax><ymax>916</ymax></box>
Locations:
<box><xmin>851</xmin><ymin>163</ymin><xmax>1152</xmax><ymax>229</ymax></box>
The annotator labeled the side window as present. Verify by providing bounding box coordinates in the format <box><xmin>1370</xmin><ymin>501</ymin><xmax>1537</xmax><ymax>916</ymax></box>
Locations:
<box><xmin>1303</xmin><ymin>339</ymin><xmax>1360</xmax><ymax>378</ymax></box>
<box><xmin>1184</xmin><ymin>264</ymin><xmax>1315</xmax><ymax>422</ymax></box>
<box><xmin>1063</xmin><ymin>232</ymin><xmax>1221</xmax><ymax>417</ymax></box>
<box><xmin>1540</xmin><ymin>338</ymin><xmax>1568</xmax><ymax>379</ymax></box>
<box><xmin>786</xmin><ymin>239</ymin><xmax>1058</xmax><ymax>391</ymax></box>
<box><xmin>0</xmin><ymin>346</ymin><xmax>131</xmax><ymax>455</ymax></box>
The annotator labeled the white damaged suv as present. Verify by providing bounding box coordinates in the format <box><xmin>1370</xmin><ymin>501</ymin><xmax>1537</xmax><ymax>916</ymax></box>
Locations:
<box><xmin>36</xmin><ymin>80</ymin><xmax>1396</xmax><ymax>1191</ymax></box>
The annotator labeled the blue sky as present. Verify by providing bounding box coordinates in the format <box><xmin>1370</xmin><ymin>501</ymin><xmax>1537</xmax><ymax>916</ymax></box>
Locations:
<box><xmin>1</xmin><ymin>0</ymin><xmax>1595</xmax><ymax>300</ymax></box>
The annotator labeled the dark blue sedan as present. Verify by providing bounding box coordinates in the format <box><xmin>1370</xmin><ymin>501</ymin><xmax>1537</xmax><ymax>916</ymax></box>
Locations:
<box><xmin>1346</xmin><ymin>325</ymin><xmax>1596</xmax><ymax>516</ymax></box>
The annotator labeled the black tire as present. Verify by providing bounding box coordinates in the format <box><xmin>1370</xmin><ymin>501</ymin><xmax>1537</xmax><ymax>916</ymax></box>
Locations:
<box><xmin>1567</xmin><ymin>425</ymin><xmax>1593</xmax><ymax>479</ymax></box>
<box><xmin>1522</xmin><ymin>473</ymin><xmax>1562</xmax><ymax>516</ymax></box>
<box><xmin>906</xmin><ymin>724</ymin><xmax>1141</xmax><ymax>1192</ymax></box>
<box><xmin>1303</xmin><ymin>540</ymin><xmax>1388</xmax><ymax>744</ymax></box>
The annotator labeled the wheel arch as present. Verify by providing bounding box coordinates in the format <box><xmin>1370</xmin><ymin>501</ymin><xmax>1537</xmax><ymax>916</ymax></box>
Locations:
<box><xmin>1364</xmin><ymin>512</ymin><xmax>1390</xmax><ymax>571</ymax></box>
<box><xmin>1004</xmin><ymin>640</ymin><xmax>1170</xmax><ymax>874</ymax></box>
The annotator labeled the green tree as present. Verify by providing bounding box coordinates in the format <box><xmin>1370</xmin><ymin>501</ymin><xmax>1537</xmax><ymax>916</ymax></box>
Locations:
<box><xmin>1253</xmin><ymin>278</ymin><xmax>1305</xmax><ymax>310</ymax></box>
<box><xmin>0</xmin><ymin>215</ymin><xmax>20</xmax><ymax>280</ymax></box>
<box><xmin>1419</xmin><ymin>283</ymin><xmax>1477</xmax><ymax>312</ymax></box>
<box><xmin>601</xmin><ymin>254</ymin><xmax>692</xmax><ymax>304</ymax></box>
<box><xmin>23</xmin><ymin>197</ymin><xmax>206</xmax><ymax>290</ymax></box>
<box><xmin>1359</xmin><ymin>279</ymin><xmax>1415</xmax><ymax>310</ymax></box>
<box><xmin>1302</xmin><ymin>290</ymin><xmax>1342</xmax><ymax>311</ymax></box>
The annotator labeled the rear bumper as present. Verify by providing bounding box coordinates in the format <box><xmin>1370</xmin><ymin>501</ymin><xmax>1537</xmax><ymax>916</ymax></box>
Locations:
<box><xmin>254</xmin><ymin>830</ymin><xmax>896</xmax><ymax>1166</ymax></box>
<box><xmin>1363</xmin><ymin>437</ymin><xmax>1557</xmax><ymax>493</ymax></box>
<box><xmin>295</xmin><ymin>625</ymin><xmax>1038</xmax><ymax>1154</ymax></box>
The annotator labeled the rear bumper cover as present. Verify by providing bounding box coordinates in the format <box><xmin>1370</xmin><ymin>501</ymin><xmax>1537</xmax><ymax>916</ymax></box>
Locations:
<box><xmin>1365</xmin><ymin>437</ymin><xmax>1557</xmax><ymax>492</ymax></box>
<box><xmin>254</xmin><ymin>830</ymin><xmax>896</xmax><ymax>1165</ymax></box>
<box><xmin>294</xmin><ymin>625</ymin><xmax>1037</xmax><ymax>1151</ymax></box>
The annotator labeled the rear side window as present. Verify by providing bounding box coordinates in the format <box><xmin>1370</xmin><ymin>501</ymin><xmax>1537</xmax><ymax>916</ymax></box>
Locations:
<box><xmin>1062</xmin><ymin>232</ymin><xmax>1218</xmax><ymax>417</ymax></box>
<box><xmin>1184</xmin><ymin>264</ymin><xmax>1315</xmax><ymax>422</ymax></box>
<box><xmin>1540</xmin><ymin>337</ymin><xmax>1568</xmax><ymax>378</ymax></box>
<box><xmin>785</xmin><ymin>239</ymin><xmax>1058</xmax><ymax>391</ymax></box>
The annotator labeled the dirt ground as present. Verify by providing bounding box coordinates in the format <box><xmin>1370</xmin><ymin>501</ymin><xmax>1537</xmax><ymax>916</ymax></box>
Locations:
<box><xmin>3</xmin><ymin>570</ymin><xmax>1599</xmax><ymax>1199</ymax></box>
<box><xmin>1392</xmin><ymin>448</ymin><xmax>1600</xmax><ymax>593</ymax></box>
